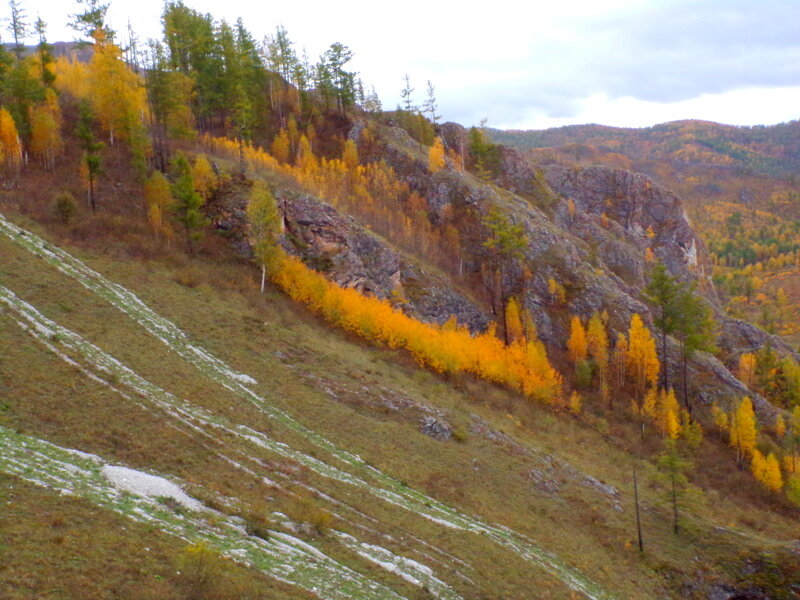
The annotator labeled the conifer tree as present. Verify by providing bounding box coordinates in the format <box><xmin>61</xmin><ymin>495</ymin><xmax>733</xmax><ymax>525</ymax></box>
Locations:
<box><xmin>400</xmin><ymin>73</ymin><xmax>414</xmax><ymax>112</ymax></box>
<box><xmin>656</xmin><ymin>439</ymin><xmax>693</xmax><ymax>534</ymax></box>
<box><xmin>170</xmin><ymin>153</ymin><xmax>206</xmax><ymax>255</ymax></box>
<box><xmin>422</xmin><ymin>80</ymin><xmax>440</xmax><ymax>125</ymax></box>
<box><xmin>7</xmin><ymin>0</ymin><xmax>28</xmax><ymax>59</ymax></box>
<box><xmin>645</xmin><ymin>261</ymin><xmax>679</xmax><ymax>390</ymax></box>
<box><xmin>75</xmin><ymin>100</ymin><xmax>102</xmax><ymax>212</ymax></box>
<box><xmin>34</xmin><ymin>16</ymin><xmax>55</xmax><ymax>87</ymax></box>
<box><xmin>482</xmin><ymin>206</ymin><xmax>527</xmax><ymax>341</ymax></box>
<box><xmin>70</xmin><ymin>0</ymin><xmax>112</xmax><ymax>42</ymax></box>
<box><xmin>674</xmin><ymin>282</ymin><xmax>715</xmax><ymax>411</ymax></box>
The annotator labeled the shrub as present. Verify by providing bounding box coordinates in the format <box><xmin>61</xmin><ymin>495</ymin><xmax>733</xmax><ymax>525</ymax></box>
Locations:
<box><xmin>53</xmin><ymin>191</ymin><xmax>76</xmax><ymax>224</ymax></box>
<box><xmin>175</xmin><ymin>541</ymin><xmax>227</xmax><ymax>600</ymax></box>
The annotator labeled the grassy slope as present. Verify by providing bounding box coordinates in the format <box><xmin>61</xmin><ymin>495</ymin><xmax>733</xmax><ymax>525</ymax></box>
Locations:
<box><xmin>1</xmin><ymin>201</ymin><xmax>798</xmax><ymax>600</ymax></box>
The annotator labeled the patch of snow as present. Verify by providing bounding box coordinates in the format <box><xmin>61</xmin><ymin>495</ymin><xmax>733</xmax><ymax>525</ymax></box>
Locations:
<box><xmin>102</xmin><ymin>465</ymin><xmax>204</xmax><ymax>512</ymax></box>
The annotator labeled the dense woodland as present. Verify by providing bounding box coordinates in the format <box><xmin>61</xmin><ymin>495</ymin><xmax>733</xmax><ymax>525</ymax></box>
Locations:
<box><xmin>1</xmin><ymin>1</ymin><xmax>799</xmax><ymax>598</ymax></box>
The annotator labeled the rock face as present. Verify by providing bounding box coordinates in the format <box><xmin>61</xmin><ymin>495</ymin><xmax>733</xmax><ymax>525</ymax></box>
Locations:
<box><xmin>207</xmin><ymin>182</ymin><xmax>489</xmax><ymax>331</ymax></box>
<box><xmin>280</xmin><ymin>192</ymin><xmax>402</xmax><ymax>298</ymax></box>
<box><xmin>210</xmin><ymin>117</ymin><xmax>792</xmax><ymax>418</ymax></box>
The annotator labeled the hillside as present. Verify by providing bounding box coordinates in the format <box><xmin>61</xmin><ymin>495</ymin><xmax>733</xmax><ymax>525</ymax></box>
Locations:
<box><xmin>1</xmin><ymin>4</ymin><xmax>799</xmax><ymax>600</ymax></box>
<box><xmin>491</xmin><ymin>121</ymin><xmax>800</xmax><ymax>348</ymax></box>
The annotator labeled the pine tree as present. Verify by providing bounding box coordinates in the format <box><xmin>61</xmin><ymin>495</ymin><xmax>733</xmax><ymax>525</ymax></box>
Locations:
<box><xmin>482</xmin><ymin>206</ymin><xmax>527</xmax><ymax>341</ymax></box>
<box><xmin>7</xmin><ymin>0</ymin><xmax>29</xmax><ymax>59</ymax></box>
<box><xmin>246</xmin><ymin>180</ymin><xmax>281</xmax><ymax>292</ymax></box>
<box><xmin>645</xmin><ymin>261</ymin><xmax>679</xmax><ymax>390</ymax></box>
<box><xmin>674</xmin><ymin>282</ymin><xmax>716</xmax><ymax>411</ymax></box>
<box><xmin>656</xmin><ymin>439</ymin><xmax>693</xmax><ymax>534</ymax></box>
<box><xmin>34</xmin><ymin>16</ymin><xmax>56</xmax><ymax>87</ymax></box>
<box><xmin>422</xmin><ymin>80</ymin><xmax>440</xmax><ymax>125</ymax></box>
<box><xmin>400</xmin><ymin>74</ymin><xmax>414</xmax><ymax>112</ymax></box>
<box><xmin>70</xmin><ymin>0</ymin><xmax>113</xmax><ymax>42</ymax></box>
<box><xmin>75</xmin><ymin>100</ymin><xmax>103</xmax><ymax>213</ymax></box>
<box><xmin>170</xmin><ymin>153</ymin><xmax>207</xmax><ymax>255</ymax></box>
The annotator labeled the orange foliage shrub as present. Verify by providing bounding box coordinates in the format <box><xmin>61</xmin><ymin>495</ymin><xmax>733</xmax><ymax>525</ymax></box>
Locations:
<box><xmin>271</xmin><ymin>253</ymin><xmax>563</xmax><ymax>404</ymax></box>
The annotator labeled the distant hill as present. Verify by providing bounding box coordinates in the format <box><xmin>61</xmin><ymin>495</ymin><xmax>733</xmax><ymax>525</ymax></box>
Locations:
<box><xmin>490</xmin><ymin>119</ymin><xmax>800</xmax><ymax>179</ymax></box>
<box><xmin>3</xmin><ymin>41</ymin><xmax>93</xmax><ymax>63</ymax></box>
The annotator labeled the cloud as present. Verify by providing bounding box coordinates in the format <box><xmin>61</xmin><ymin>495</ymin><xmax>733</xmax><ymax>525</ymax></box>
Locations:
<box><xmin>32</xmin><ymin>0</ymin><xmax>800</xmax><ymax>129</ymax></box>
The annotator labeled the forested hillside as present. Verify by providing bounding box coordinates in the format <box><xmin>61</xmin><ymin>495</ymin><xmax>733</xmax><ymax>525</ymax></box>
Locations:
<box><xmin>0</xmin><ymin>1</ymin><xmax>798</xmax><ymax>599</ymax></box>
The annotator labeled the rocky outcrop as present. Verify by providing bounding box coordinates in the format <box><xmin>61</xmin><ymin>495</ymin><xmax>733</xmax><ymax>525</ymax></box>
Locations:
<box><xmin>207</xmin><ymin>181</ymin><xmax>490</xmax><ymax>330</ymax></box>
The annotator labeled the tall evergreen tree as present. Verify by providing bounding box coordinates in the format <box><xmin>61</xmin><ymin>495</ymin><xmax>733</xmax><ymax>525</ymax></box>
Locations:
<box><xmin>70</xmin><ymin>0</ymin><xmax>112</xmax><ymax>42</ymax></box>
<box><xmin>645</xmin><ymin>261</ymin><xmax>680</xmax><ymax>390</ymax></box>
<box><xmin>674</xmin><ymin>282</ymin><xmax>716</xmax><ymax>411</ymax></box>
<box><xmin>656</xmin><ymin>440</ymin><xmax>694</xmax><ymax>534</ymax></box>
<box><xmin>170</xmin><ymin>153</ymin><xmax>206</xmax><ymax>254</ymax></box>
<box><xmin>482</xmin><ymin>205</ymin><xmax>528</xmax><ymax>342</ymax></box>
<box><xmin>7</xmin><ymin>0</ymin><xmax>28</xmax><ymax>59</ymax></box>
<box><xmin>75</xmin><ymin>100</ymin><xmax>103</xmax><ymax>213</ymax></box>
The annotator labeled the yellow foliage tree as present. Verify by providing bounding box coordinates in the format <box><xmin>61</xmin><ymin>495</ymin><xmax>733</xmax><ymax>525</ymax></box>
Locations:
<box><xmin>751</xmin><ymin>450</ymin><xmax>783</xmax><ymax>492</ymax></box>
<box><xmin>548</xmin><ymin>277</ymin><xmax>566</xmax><ymax>305</ymax></box>
<box><xmin>144</xmin><ymin>170</ymin><xmax>174</xmax><ymax>241</ymax></box>
<box><xmin>342</xmin><ymin>138</ymin><xmax>359</xmax><ymax>171</ymax></box>
<box><xmin>505</xmin><ymin>297</ymin><xmax>524</xmax><ymax>344</ymax></box>
<box><xmin>611</xmin><ymin>332</ymin><xmax>628</xmax><ymax>405</ymax></box>
<box><xmin>775</xmin><ymin>414</ymin><xmax>786</xmax><ymax>438</ymax></box>
<box><xmin>191</xmin><ymin>155</ymin><xmax>216</xmax><ymax>202</ymax></box>
<box><xmin>87</xmin><ymin>32</ymin><xmax>149</xmax><ymax>147</ymax></box>
<box><xmin>730</xmin><ymin>396</ymin><xmax>758</xmax><ymax>465</ymax></box>
<box><xmin>0</xmin><ymin>107</ymin><xmax>23</xmax><ymax>173</ymax></box>
<box><xmin>567</xmin><ymin>315</ymin><xmax>588</xmax><ymax>365</ymax></box>
<box><xmin>625</xmin><ymin>314</ymin><xmax>659</xmax><ymax>401</ymax></box>
<box><xmin>428</xmin><ymin>137</ymin><xmax>445</xmax><ymax>173</ymax></box>
<box><xmin>29</xmin><ymin>90</ymin><xmax>63</xmax><ymax>170</ymax></box>
<box><xmin>569</xmin><ymin>391</ymin><xmax>582</xmax><ymax>414</ymax></box>
<box><xmin>587</xmin><ymin>311</ymin><xmax>609</xmax><ymax>387</ymax></box>
<box><xmin>270</xmin><ymin>129</ymin><xmax>290</xmax><ymax>163</ymax></box>
<box><xmin>738</xmin><ymin>353</ymin><xmax>757</xmax><ymax>389</ymax></box>
<box><xmin>711</xmin><ymin>402</ymin><xmax>729</xmax><ymax>431</ymax></box>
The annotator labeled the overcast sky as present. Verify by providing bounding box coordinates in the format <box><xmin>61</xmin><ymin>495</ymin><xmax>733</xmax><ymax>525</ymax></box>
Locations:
<box><xmin>14</xmin><ymin>0</ymin><xmax>800</xmax><ymax>130</ymax></box>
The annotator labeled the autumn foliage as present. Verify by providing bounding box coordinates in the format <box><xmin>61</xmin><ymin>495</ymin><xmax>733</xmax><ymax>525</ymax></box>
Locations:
<box><xmin>271</xmin><ymin>252</ymin><xmax>562</xmax><ymax>404</ymax></box>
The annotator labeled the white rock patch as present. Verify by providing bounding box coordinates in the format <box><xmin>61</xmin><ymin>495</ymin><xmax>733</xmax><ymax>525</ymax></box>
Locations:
<box><xmin>102</xmin><ymin>465</ymin><xmax>204</xmax><ymax>511</ymax></box>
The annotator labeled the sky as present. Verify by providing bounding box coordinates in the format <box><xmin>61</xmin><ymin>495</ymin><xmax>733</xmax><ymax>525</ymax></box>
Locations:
<box><xmin>14</xmin><ymin>0</ymin><xmax>800</xmax><ymax>130</ymax></box>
